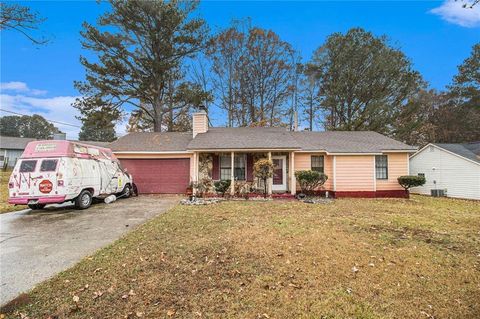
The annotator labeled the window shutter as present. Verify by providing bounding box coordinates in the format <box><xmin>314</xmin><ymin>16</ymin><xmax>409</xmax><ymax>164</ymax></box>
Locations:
<box><xmin>246</xmin><ymin>154</ymin><xmax>254</xmax><ymax>181</ymax></box>
<box><xmin>212</xmin><ymin>154</ymin><xmax>220</xmax><ymax>180</ymax></box>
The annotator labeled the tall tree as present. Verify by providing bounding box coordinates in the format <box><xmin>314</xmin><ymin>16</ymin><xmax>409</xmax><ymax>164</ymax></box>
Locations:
<box><xmin>437</xmin><ymin>42</ymin><xmax>480</xmax><ymax>142</ymax></box>
<box><xmin>0</xmin><ymin>2</ymin><xmax>48</xmax><ymax>44</ymax></box>
<box><xmin>74</xmin><ymin>0</ymin><xmax>208</xmax><ymax>132</ymax></box>
<box><xmin>208</xmin><ymin>24</ymin><xmax>296</xmax><ymax>127</ymax></box>
<box><xmin>393</xmin><ymin>89</ymin><xmax>443</xmax><ymax>146</ymax></box>
<box><xmin>207</xmin><ymin>24</ymin><xmax>247</xmax><ymax>127</ymax></box>
<box><xmin>0</xmin><ymin>115</ymin><xmax>61</xmax><ymax>139</ymax></box>
<box><xmin>307</xmin><ymin>28</ymin><xmax>424</xmax><ymax>134</ymax></box>
<box><xmin>241</xmin><ymin>28</ymin><xmax>295</xmax><ymax>126</ymax></box>
<box><xmin>299</xmin><ymin>71</ymin><xmax>322</xmax><ymax>131</ymax></box>
<box><xmin>75</xmin><ymin>97</ymin><xmax>120</xmax><ymax>142</ymax></box>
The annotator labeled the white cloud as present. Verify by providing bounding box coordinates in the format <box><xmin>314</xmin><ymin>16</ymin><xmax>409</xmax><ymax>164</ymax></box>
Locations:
<box><xmin>0</xmin><ymin>93</ymin><xmax>81</xmax><ymax>139</ymax></box>
<box><xmin>430</xmin><ymin>0</ymin><xmax>480</xmax><ymax>27</ymax></box>
<box><xmin>0</xmin><ymin>81</ymin><xmax>47</xmax><ymax>96</ymax></box>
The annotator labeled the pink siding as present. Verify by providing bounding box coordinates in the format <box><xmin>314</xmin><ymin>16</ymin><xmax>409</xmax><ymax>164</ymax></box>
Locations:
<box><xmin>376</xmin><ymin>153</ymin><xmax>409</xmax><ymax>191</ymax></box>
<box><xmin>294</xmin><ymin>153</ymin><xmax>333</xmax><ymax>190</ymax></box>
<box><xmin>335</xmin><ymin>155</ymin><xmax>374</xmax><ymax>191</ymax></box>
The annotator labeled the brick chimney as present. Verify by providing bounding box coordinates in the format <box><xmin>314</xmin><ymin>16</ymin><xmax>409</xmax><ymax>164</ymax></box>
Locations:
<box><xmin>192</xmin><ymin>112</ymin><xmax>208</xmax><ymax>138</ymax></box>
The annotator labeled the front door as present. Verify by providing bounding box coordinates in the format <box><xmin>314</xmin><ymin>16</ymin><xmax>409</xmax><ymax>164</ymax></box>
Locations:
<box><xmin>272</xmin><ymin>155</ymin><xmax>287</xmax><ymax>191</ymax></box>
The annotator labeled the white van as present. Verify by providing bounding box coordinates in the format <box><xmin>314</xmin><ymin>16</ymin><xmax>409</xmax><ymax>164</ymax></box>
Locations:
<box><xmin>8</xmin><ymin>140</ymin><xmax>133</xmax><ymax>210</ymax></box>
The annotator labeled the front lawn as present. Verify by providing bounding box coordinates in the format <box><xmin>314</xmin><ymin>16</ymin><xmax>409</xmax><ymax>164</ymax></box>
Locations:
<box><xmin>0</xmin><ymin>171</ymin><xmax>24</xmax><ymax>214</ymax></box>
<box><xmin>3</xmin><ymin>196</ymin><xmax>479</xmax><ymax>318</ymax></box>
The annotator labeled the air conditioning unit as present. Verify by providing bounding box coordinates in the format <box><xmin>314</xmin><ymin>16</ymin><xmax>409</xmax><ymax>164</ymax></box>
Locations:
<box><xmin>431</xmin><ymin>189</ymin><xmax>446</xmax><ymax>197</ymax></box>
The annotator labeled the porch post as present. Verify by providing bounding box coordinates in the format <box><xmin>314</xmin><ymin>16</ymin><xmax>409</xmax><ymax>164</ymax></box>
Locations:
<box><xmin>267</xmin><ymin>151</ymin><xmax>272</xmax><ymax>195</ymax></box>
<box><xmin>193</xmin><ymin>152</ymin><xmax>198</xmax><ymax>195</ymax></box>
<box><xmin>290</xmin><ymin>152</ymin><xmax>296</xmax><ymax>195</ymax></box>
<box><xmin>230</xmin><ymin>151</ymin><xmax>235</xmax><ymax>196</ymax></box>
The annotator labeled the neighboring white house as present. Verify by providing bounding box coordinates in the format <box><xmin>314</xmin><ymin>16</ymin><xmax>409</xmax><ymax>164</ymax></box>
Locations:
<box><xmin>0</xmin><ymin>136</ymin><xmax>37</xmax><ymax>169</ymax></box>
<box><xmin>409</xmin><ymin>142</ymin><xmax>480</xmax><ymax>200</ymax></box>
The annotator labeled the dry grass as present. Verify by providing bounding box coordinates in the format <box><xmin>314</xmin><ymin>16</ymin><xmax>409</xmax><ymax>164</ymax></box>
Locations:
<box><xmin>0</xmin><ymin>171</ymin><xmax>24</xmax><ymax>214</ymax></box>
<box><xmin>3</xmin><ymin>196</ymin><xmax>480</xmax><ymax>318</ymax></box>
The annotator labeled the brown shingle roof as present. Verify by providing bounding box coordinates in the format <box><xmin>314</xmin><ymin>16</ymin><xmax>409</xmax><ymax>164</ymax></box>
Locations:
<box><xmin>109</xmin><ymin>132</ymin><xmax>192</xmax><ymax>152</ymax></box>
<box><xmin>291</xmin><ymin>131</ymin><xmax>417</xmax><ymax>153</ymax></box>
<box><xmin>0</xmin><ymin>136</ymin><xmax>36</xmax><ymax>150</ymax></box>
<box><xmin>109</xmin><ymin>129</ymin><xmax>415</xmax><ymax>153</ymax></box>
<box><xmin>187</xmin><ymin>127</ymin><xmax>300</xmax><ymax>150</ymax></box>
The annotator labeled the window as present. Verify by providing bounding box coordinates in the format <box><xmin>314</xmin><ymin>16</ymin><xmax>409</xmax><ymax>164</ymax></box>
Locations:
<box><xmin>19</xmin><ymin>160</ymin><xmax>37</xmax><ymax>172</ymax></box>
<box><xmin>234</xmin><ymin>155</ymin><xmax>246</xmax><ymax>180</ymax></box>
<box><xmin>311</xmin><ymin>156</ymin><xmax>324</xmax><ymax>173</ymax></box>
<box><xmin>375</xmin><ymin>155</ymin><xmax>388</xmax><ymax>180</ymax></box>
<box><xmin>219</xmin><ymin>154</ymin><xmax>246</xmax><ymax>180</ymax></box>
<box><xmin>418</xmin><ymin>173</ymin><xmax>425</xmax><ymax>178</ymax></box>
<box><xmin>40</xmin><ymin>159</ymin><xmax>58</xmax><ymax>172</ymax></box>
<box><xmin>220</xmin><ymin>155</ymin><xmax>231</xmax><ymax>180</ymax></box>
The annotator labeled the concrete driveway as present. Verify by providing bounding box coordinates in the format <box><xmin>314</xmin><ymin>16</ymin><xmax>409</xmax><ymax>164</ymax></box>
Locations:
<box><xmin>0</xmin><ymin>195</ymin><xmax>178</xmax><ymax>305</ymax></box>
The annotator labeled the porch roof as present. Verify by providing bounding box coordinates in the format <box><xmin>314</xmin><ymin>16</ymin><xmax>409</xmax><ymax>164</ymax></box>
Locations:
<box><xmin>186</xmin><ymin>127</ymin><xmax>301</xmax><ymax>151</ymax></box>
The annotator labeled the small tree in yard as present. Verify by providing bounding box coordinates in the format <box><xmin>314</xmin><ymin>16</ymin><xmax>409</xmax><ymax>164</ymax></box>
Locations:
<box><xmin>295</xmin><ymin>170</ymin><xmax>328</xmax><ymax>195</ymax></box>
<box><xmin>253</xmin><ymin>159</ymin><xmax>275</xmax><ymax>198</ymax></box>
<box><xmin>397</xmin><ymin>175</ymin><xmax>426</xmax><ymax>198</ymax></box>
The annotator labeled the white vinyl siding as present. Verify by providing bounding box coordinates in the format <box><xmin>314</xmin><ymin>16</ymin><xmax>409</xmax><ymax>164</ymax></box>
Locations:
<box><xmin>409</xmin><ymin>145</ymin><xmax>480</xmax><ymax>200</ymax></box>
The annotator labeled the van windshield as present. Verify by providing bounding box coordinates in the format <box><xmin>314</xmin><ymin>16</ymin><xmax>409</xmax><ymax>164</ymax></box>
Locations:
<box><xmin>19</xmin><ymin>160</ymin><xmax>37</xmax><ymax>172</ymax></box>
<box><xmin>40</xmin><ymin>159</ymin><xmax>58</xmax><ymax>172</ymax></box>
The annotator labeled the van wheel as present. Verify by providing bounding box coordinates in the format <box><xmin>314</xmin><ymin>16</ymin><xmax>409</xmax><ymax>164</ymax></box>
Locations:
<box><xmin>120</xmin><ymin>184</ymin><xmax>132</xmax><ymax>198</ymax></box>
<box><xmin>75</xmin><ymin>190</ymin><xmax>92</xmax><ymax>210</ymax></box>
<box><xmin>28</xmin><ymin>204</ymin><xmax>46</xmax><ymax>210</ymax></box>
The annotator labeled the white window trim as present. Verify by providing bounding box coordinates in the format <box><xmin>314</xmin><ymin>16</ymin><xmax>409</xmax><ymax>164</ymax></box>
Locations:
<box><xmin>219</xmin><ymin>153</ymin><xmax>247</xmax><ymax>181</ymax></box>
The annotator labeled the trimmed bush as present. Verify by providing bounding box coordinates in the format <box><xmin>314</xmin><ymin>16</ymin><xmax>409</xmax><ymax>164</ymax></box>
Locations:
<box><xmin>214</xmin><ymin>180</ymin><xmax>231</xmax><ymax>197</ymax></box>
<box><xmin>397</xmin><ymin>175</ymin><xmax>426</xmax><ymax>196</ymax></box>
<box><xmin>295</xmin><ymin>170</ymin><xmax>328</xmax><ymax>195</ymax></box>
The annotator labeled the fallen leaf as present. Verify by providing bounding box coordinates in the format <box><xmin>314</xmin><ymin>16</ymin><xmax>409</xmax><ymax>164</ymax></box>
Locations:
<box><xmin>136</xmin><ymin>311</ymin><xmax>143</xmax><ymax>317</ymax></box>
<box><xmin>73</xmin><ymin>295</ymin><xmax>80</xmax><ymax>303</ymax></box>
<box><xmin>167</xmin><ymin>309</ymin><xmax>176</xmax><ymax>316</ymax></box>
<box><xmin>93</xmin><ymin>291</ymin><xmax>103</xmax><ymax>300</ymax></box>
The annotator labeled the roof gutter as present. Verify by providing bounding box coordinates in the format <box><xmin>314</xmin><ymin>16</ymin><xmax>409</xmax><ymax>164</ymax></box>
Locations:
<box><xmin>186</xmin><ymin>148</ymin><xmax>301</xmax><ymax>152</ymax></box>
<box><xmin>112</xmin><ymin>151</ymin><xmax>193</xmax><ymax>154</ymax></box>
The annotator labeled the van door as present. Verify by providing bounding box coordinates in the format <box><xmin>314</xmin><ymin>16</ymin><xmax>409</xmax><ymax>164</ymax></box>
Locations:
<box><xmin>12</xmin><ymin>159</ymin><xmax>59</xmax><ymax>197</ymax></box>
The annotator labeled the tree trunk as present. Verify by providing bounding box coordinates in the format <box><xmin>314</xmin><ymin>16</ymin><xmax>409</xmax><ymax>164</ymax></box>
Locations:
<box><xmin>153</xmin><ymin>112</ymin><xmax>163</xmax><ymax>132</ymax></box>
<box><xmin>264</xmin><ymin>178</ymin><xmax>267</xmax><ymax>198</ymax></box>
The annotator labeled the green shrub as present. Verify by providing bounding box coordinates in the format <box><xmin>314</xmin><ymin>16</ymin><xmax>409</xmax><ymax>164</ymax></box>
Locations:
<box><xmin>214</xmin><ymin>180</ymin><xmax>231</xmax><ymax>197</ymax></box>
<box><xmin>397</xmin><ymin>175</ymin><xmax>426</xmax><ymax>193</ymax></box>
<box><xmin>294</xmin><ymin>170</ymin><xmax>328</xmax><ymax>195</ymax></box>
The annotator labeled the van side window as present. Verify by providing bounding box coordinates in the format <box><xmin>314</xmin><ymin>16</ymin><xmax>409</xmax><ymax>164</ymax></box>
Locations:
<box><xmin>19</xmin><ymin>160</ymin><xmax>37</xmax><ymax>172</ymax></box>
<box><xmin>40</xmin><ymin>159</ymin><xmax>58</xmax><ymax>172</ymax></box>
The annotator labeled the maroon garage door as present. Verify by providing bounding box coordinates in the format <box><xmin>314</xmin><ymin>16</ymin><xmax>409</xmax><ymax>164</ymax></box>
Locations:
<box><xmin>120</xmin><ymin>158</ymin><xmax>190</xmax><ymax>194</ymax></box>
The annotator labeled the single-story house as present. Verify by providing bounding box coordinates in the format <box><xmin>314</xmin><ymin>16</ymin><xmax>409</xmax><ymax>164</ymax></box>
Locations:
<box><xmin>409</xmin><ymin>142</ymin><xmax>480</xmax><ymax>200</ymax></box>
<box><xmin>109</xmin><ymin>112</ymin><xmax>417</xmax><ymax>198</ymax></box>
<box><xmin>0</xmin><ymin>136</ymin><xmax>37</xmax><ymax>168</ymax></box>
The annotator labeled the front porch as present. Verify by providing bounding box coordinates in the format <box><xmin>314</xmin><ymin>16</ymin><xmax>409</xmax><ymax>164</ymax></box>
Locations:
<box><xmin>192</xmin><ymin>151</ymin><xmax>297</xmax><ymax>196</ymax></box>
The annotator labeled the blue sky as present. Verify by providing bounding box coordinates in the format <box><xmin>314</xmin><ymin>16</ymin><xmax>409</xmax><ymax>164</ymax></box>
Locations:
<box><xmin>1</xmin><ymin>0</ymin><xmax>479</xmax><ymax>138</ymax></box>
